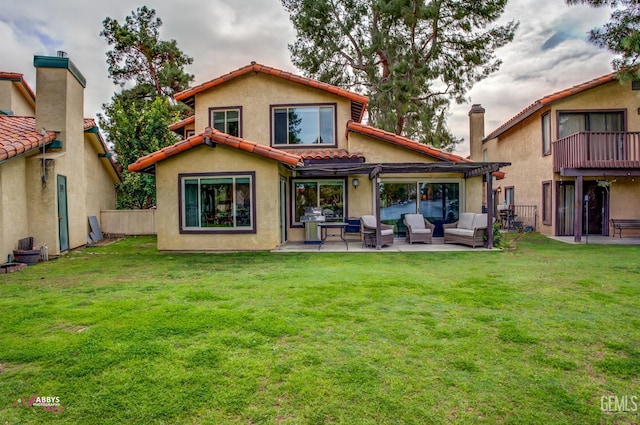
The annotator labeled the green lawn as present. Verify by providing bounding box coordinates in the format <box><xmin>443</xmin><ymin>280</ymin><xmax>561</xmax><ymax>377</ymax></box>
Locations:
<box><xmin>1</xmin><ymin>234</ymin><xmax>639</xmax><ymax>424</ymax></box>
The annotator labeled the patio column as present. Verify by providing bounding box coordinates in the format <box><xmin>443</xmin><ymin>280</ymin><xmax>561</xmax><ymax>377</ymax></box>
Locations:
<box><xmin>574</xmin><ymin>176</ymin><xmax>583</xmax><ymax>242</ymax></box>
<box><xmin>374</xmin><ymin>176</ymin><xmax>382</xmax><ymax>249</ymax></box>
<box><xmin>486</xmin><ymin>172</ymin><xmax>494</xmax><ymax>249</ymax></box>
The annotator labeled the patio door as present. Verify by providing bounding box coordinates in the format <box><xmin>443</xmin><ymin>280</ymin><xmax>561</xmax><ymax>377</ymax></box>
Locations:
<box><xmin>556</xmin><ymin>182</ymin><xmax>574</xmax><ymax>236</ymax></box>
<box><xmin>584</xmin><ymin>181</ymin><xmax>609</xmax><ymax>236</ymax></box>
<box><xmin>379</xmin><ymin>181</ymin><xmax>460</xmax><ymax>237</ymax></box>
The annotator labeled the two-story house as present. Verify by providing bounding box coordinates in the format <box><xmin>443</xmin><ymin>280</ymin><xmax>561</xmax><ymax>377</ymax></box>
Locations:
<box><xmin>129</xmin><ymin>62</ymin><xmax>508</xmax><ymax>251</ymax></box>
<box><xmin>470</xmin><ymin>73</ymin><xmax>640</xmax><ymax>241</ymax></box>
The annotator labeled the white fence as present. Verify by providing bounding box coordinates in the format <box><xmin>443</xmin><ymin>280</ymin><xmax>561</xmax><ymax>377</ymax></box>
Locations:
<box><xmin>100</xmin><ymin>210</ymin><xmax>156</xmax><ymax>235</ymax></box>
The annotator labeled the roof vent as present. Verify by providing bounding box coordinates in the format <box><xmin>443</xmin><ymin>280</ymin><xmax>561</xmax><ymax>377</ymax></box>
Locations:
<box><xmin>57</xmin><ymin>51</ymin><xmax>68</xmax><ymax>58</ymax></box>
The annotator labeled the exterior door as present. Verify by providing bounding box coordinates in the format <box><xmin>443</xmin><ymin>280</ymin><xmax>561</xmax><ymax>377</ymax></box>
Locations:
<box><xmin>279</xmin><ymin>178</ymin><xmax>287</xmax><ymax>244</ymax></box>
<box><xmin>556</xmin><ymin>182</ymin><xmax>574</xmax><ymax>236</ymax></box>
<box><xmin>57</xmin><ymin>175</ymin><xmax>69</xmax><ymax>252</ymax></box>
<box><xmin>584</xmin><ymin>181</ymin><xmax>609</xmax><ymax>236</ymax></box>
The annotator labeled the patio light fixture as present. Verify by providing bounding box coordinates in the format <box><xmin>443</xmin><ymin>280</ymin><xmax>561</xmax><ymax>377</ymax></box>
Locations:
<box><xmin>352</xmin><ymin>178</ymin><xmax>359</xmax><ymax>189</ymax></box>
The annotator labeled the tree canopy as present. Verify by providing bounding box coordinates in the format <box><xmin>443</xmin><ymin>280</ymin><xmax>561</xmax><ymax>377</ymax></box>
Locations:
<box><xmin>567</xmin><ymin>0</ymin><xmax>640</xmax><ymax>81</ymax></box>
<box><xmin>99</xmin><ymin>6</ymin><xmax>194</xmax><ymax>209</ymax></box>
<box><xmin>282</xmin><ymin>0</ymin><xmax>518</xmax><ymax>150</ymax></box>
<box><xmin>100</xmin><ymin>5</ymin><xmax>194</xmax><ymax>100</ymax></box>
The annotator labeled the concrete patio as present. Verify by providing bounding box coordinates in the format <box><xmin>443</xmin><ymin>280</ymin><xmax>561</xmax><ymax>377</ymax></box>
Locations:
<box><xmin>273</xmin><ymin>233</ymin><xmax>640</xmax><ymax>252</ymax></box>
<box><xmin>550</xmin><ymin>235</ymin><xmax>640</xmax><ymax>245</ymax></box>
<box><xmin>273</xmin><ymin>237</ymin><xmax>498</xmax><ymax>252</ymax></box>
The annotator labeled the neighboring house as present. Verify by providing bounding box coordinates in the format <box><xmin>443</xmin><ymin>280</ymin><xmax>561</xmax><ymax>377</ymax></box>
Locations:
<box><xmin>470</xmin><ymin>73</ymin><xmax>640</xmax><ymax>241</ymax></box>
<box><xmin>129</xmin><ymin>62</ymin><xmax>507</xmax><ymax>251</ymax></box>
<box><xmin>0</xmin><ymin>54</ymin><xmax>120</xmax><ymax>261</ymax></box>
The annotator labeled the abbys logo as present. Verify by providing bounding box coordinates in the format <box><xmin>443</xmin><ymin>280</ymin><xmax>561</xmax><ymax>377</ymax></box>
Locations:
<box><xmin>14</xmin><ymin>394</ymin><xmax>64</xmax><ymax>414</ymax></box>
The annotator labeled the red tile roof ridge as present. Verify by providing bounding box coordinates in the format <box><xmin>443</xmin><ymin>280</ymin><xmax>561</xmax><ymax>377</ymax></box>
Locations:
<box><xmin>174</xmin><ymin>62</ymin><xmax>369</xmax><ymax>108</ymax></box>
<box><xmin>485</xmin><ymin>72</ymin><xmax>618</xmax><ymax>141</ymax></box>
<box><xmin>347</xmin><ymin>121</ymin><xmax>471</xmax><ymax>163</ymax></box>
<box><xmin>128</xmin><ymin>127</ymin><xmax>303</xmax><ymax>172</ymax></box>
<box><xmin>283</xmin><ymin>148</ymin><xmax>365</xmax><ymax>160</ymax></box>
<box><xmin>168</xmin><ymin>115</ymin><xmax>195</xmax><ymax>131</ymax></box>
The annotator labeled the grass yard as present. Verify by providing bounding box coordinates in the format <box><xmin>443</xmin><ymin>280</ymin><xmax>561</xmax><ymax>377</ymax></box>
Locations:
<box><xmin>0</xmin><ymin>234</ymin><xmax>639</xmax><ymax>424</ymax></box>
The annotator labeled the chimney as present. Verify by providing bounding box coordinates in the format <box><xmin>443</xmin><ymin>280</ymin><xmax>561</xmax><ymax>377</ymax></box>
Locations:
<box><xmin>33</xmin><ymin>53</ymin><xmax>86</xmax><ymax>152</ymax></box>
<box><xmin>468</xmin><ymin>104</ymin><xmax>485</xmax><ymax>161</ymax></box>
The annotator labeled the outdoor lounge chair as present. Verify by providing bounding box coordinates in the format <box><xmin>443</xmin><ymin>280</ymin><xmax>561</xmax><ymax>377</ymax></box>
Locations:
<box><xmin>360</xmin><ymin>215</ymin><xmax>394</xmax><ymax>247</ymax></box>
<box><xmin>403</xmin><ymin>214</ymin><xmax>435</xmax><ymax>244</ymax></box>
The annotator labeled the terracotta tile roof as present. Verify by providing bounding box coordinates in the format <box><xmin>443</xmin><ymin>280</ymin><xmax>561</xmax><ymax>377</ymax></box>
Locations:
<box><xmin>0</xmin><ymin>72</ymin><xmax>36</xmax><ymax>103</ymax></box>
<box><xmin>128</xmin><ymin>127</ymin><xmax>304</xmax><ymax>172</ymax></box>
<box><xmin>347</xmin><ymin>121</ymin><xmax>472</xmax><ymax>163</ymax></box>
<box><xmin>0</xmin><ymin>116</ymin><xmax>120</xmax><ymax>181</ymax></box>
<box><xmin>174</xmin><ymin>62</ymin><xmax>369</xmax><ymax>122</ymax></box>
<box><xmin>83</xmin><ymin>118</ymin><xmax>121</xmax><ymax>180</ymax></box>
<box><xmin>284</xmin><ymin>148</ymin><xmax>365</xmax><ymax>162</ymax></box>
<box><xmin>0</xmin><ymin>116</ymin><xmax>57</xmax><ymax>161</ymax></box>
<box><xmin>485</xmin><ymin>72</ymin><xmax>618</xmax><ymax>141</ymax></box>
<box><xmin>168</xmin><ymin>115</ymin><xmax>195</xmax><ymax>131</ymax></box>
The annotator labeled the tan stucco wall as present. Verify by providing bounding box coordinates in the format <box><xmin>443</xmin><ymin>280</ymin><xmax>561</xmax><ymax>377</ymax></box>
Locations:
<box><xmin>84</xmin><ymin>136</ymin><xmax>117</xmax><ymax>225</ymax></box>
<box><xmin>193</xmin><ymin>73</ymin><xmax>353</xmax><ymax>147</ymax></box>
<box><xmin>610</xmin><ymin>180</ymin><xmax>640</xmax><ymax>237</ymax></box>
<box><xmin>25</xmin><ymin>156</ymin><xmax>58</xmax><ymax>253</ymax></box>
<box><xmin>156</xmin><ymin>145</ymin><xmax>282</xmax><ymax>251</ymax></box>
<box><xmin>0</xmin><ymin>158</ymin><xmax>30</xmax><ymax>260</ymax></box>
<box><xmin>0</xmin><ymin>80</ymin><xmax>35</xmax><ymax>116</ymax></box>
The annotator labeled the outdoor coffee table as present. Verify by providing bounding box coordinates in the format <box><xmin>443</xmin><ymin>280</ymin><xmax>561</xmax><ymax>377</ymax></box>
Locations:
<box><xmin>318</xmin><ymin>222</ymin><xmax>349</xmax><ymax>250</ymax></box>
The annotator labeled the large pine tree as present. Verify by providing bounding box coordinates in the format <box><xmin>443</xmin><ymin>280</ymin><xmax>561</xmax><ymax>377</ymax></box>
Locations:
<box><xmin>282</xmin><ymin>0</ymin><xmax>518</xmax><ymax>150</ymax></box>
<box><xmin>99</xmin><ymin>6</ymin><xmax>194</xmax><ymax>208</ymax></box>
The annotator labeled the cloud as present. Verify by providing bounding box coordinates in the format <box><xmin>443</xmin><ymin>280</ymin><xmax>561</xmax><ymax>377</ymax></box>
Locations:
<box><xmin>448</xmin><ymin>0</ymin><xmax>616</xmax><ymax>156</ymax></box>
<box><xmin>541</xmin><ymin>31</ymin><xmax>574</xmax><ymax>50</ymax></box>
<box><xmin>0</xmin><ymin>0</ymin><xmax>620</xmax><ymax>159</ymax></box>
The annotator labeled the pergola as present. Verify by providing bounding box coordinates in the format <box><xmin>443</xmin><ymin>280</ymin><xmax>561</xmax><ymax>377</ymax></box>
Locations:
<box><xmin>295</xmin><ymin>161</ymin><xmax>511</xmax><ymax>249</ymax></box>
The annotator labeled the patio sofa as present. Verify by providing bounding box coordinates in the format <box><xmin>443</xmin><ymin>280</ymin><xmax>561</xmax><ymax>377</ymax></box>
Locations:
<box><xmin>443</xmin><ymin>213</ymin><xmax>488</xmax><ymax>248</ymax></box>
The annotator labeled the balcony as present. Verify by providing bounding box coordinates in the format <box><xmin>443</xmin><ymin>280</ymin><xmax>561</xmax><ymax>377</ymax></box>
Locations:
<box><xmin>553</xmin><ymin>132</ymin><xmax>640</xmax><ymax>172</ymax></box>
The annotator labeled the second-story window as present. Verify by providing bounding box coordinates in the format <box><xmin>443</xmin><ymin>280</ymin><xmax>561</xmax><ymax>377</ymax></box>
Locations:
<box><xmin>210</xmin><ymin>107</ymin><xmax>241</xmax><ymax>137</ymax></box>
<box><xmin>542</xmin><ymin>112</ymin><xmax>551</xmax><ymax>155</ymax></box>
<box><xmin>558</xmin><ymin>111</ymin><xmax>624</xmax><ymax>138</ymax></box>
<box><xmin>272</xmin><ymin>104</ymin><xmax>335</xmax><ymax>145</ymax></box>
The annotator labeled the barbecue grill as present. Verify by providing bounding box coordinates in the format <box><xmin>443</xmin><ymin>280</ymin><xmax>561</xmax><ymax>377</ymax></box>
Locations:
<box><xmin>300</xmin><ymin>207</ymin><xmax>325</xmax><ymax>243</ymax></box>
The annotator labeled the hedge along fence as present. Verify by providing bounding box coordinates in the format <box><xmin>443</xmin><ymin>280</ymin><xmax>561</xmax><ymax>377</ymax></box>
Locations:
<box><xmin>100</xmin><ymin>210</ymin><xmax>156</xmax><ymax>236</ymax></box>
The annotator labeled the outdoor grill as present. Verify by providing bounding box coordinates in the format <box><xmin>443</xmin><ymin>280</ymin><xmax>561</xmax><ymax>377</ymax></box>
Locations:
<box><xmin>300</xmin><ymin>207</ymin><xmax>325</xmax><ymax>243</ymax></box>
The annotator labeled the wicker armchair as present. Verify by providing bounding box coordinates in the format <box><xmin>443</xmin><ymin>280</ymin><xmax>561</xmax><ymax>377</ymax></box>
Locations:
<box><xmin>403</xmin><ymin>214</ymin><xmax>435</xmax><ymax>244</ymax></box>
<box><xmin>360</xmin><ymin>215</ymin><xmax>394</xmax><ymax>247</ymax></box>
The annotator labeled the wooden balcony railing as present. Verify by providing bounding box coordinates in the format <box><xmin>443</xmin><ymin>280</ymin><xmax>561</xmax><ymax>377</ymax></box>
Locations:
<box><xmin>553</xmin><ymin>131</ymin><xmax>640</xmax><ymax>172</ymax></box>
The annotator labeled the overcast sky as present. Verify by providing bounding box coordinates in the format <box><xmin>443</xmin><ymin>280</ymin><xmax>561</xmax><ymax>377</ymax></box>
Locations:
<box><xmin>0</xmin><ymin>0</ymin><xmax>616</xmax><ymax>156</ymax></box>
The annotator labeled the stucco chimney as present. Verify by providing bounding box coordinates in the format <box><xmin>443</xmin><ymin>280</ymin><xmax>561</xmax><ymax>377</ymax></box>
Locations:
<box><xmin>468</xmin><ymin>104</ymin><xmax>485</xmax><ymax>161</ymax></box>
<box><xmin>33</xmin><ymin>54</ymin><xmax>86</xmax><ymax>152</ymax></box>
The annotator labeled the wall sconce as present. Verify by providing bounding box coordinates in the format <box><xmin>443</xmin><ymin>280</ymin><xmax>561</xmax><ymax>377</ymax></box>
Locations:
<box><xmin>496</xmin><ymin>186</ymin><xmax>502</xmax><ymax>193</ymax></box>
<box><xmin>352</xmin><ymin>178</ymin><xmax>359</xmax><ymax>189</ymax></box>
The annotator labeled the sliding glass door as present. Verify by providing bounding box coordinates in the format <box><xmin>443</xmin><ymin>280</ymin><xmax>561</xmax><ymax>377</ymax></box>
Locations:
<box><xmin>380</xmin><ymin>181</ymin><xmax>460</xmax><ymax>237</ymax></box>
<box><xmin>556</xmin><ymin>182</ymin><xmax>574</xmax><ymax>236</ymax></box>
